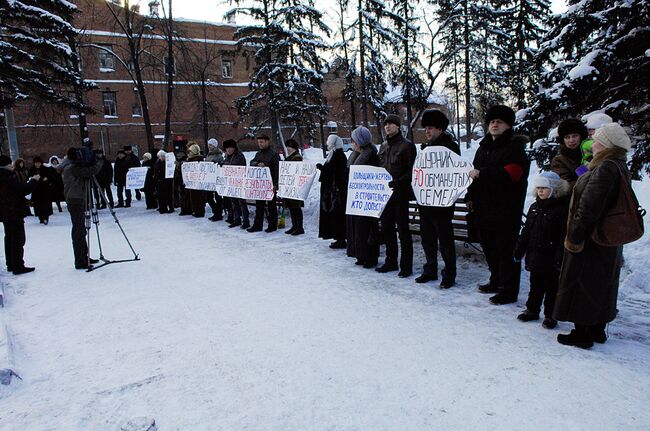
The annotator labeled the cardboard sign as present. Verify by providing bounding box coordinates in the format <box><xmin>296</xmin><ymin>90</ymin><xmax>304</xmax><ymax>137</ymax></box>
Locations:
<box><xmin>181</xmin><ymin>161</ymin><xmax>218</xmax><ymax>191</ymax></box>
<box><xmin>411</xmin><ymin>147</ymin><xmax>473</xmax><ymax>207</ymax></box>
<box><xmin>165</xmin><ymin>152</ymin><xmax>176</xmax><ymax>179</ymax></box>
<box><xmin>345</xmin><ymin>165</ymin><xmax>393</xmax><ymax>218</ymax></box>
<box><xmin>126</xmin><ymin>167</ymin><xmax>148</xmax><ymax>189</ymax></box>
<box><xmin>216</xmin><ymin>165</ymin><xmax>247</xmax><ymax>199</ymax></box>
<box><xmin>244</xmin><ymin>166</ymin><xmax>274</xmax><ymax>201</ymax></box>
<box><xmin>277</xmin><ymin>161</ymin><xmax>318</xmax><ymax>201</ymax></box>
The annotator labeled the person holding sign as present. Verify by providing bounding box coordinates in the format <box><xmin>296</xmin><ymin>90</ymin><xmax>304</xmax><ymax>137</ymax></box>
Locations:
<box><xmin>248</xmin><ymin>135</ymin><xmax>280</xmax><ymax>233</ymax></box>
<box><xmin>186</xmin><ymin>143</ymin><xmax>207</xmax><ymax>218</ymax></box>
<box><xmin>283</xmin><ymin>139</ymin><xmax>304</xmax><ymax>236</ymax></box>
<box><xmin>317</xmin><ymin>134</ymin><xmax>348</xmax><ymax>249</ymax></box>
<box><xmin>347</xmin><ymin>126</ymin><xmax>380</xmax><ymax>268</ymax></box>
<box><xmin>222</xmin><ymin>139</ymin><xmax>250</xmax><ymax>229</ymax></box>
<box><xmin>141</xmin><ymin>152</ymin><xmax>157</xmax><ymax>210</ymax></box>
<box><xmin>205</xmin><ymin>138</ymin><xmax>225</xmax><ymax>222</ymax></box>
<box><xmin>377</xmin><ymin>114</ymin><xmax>417</xmax><ymax>278</ymax></box>
<box><xmin>466</xmin><ymin>105</ymin><xmax>530</xmax><ymax>305</ymax></box>
<box><xmin>154</xmin><ymin>150</ymin><xmax>174</xmax><ymax>214</ymax></box>
<box><xmin>415</xmin><ymin>110</ymin><xmax>460</xmax><ymax>288</ymax></box>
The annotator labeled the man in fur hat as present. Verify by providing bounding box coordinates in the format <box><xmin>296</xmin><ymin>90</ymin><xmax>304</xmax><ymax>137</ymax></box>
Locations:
<box><xmin>466</xmin><ymin>105</ymin><xmax>530</xmax><ymax>305</ymax></box>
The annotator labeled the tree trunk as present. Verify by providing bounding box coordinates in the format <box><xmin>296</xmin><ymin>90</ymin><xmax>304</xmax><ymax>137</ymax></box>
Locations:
<box><xmin>163</xmin><ymin>0</ymin><xmax>174</xmax><ymax>150</ymax></box>
<box><xmin>201</xmin><ymin>74</ymin><xmax>209</xmax><ymax>153</ymax></box>
<box><xmin>463</xmin><ymin>0</ymin><xmax>471</xmax><ymax>149</ymax></box>
<box><xmin>403</xmin><ymin>0</ymin><xmax>413</xmax><ymax>143</ymax></box>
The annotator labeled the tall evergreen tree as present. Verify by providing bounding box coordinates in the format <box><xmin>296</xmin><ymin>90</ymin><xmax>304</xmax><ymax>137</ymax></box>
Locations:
<box><xmin>521</xmin><ymin>0</ymin><xmax>650</xmax><ymax>176</ymax></box>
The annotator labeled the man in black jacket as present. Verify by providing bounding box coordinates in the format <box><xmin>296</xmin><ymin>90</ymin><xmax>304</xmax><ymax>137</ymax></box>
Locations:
<box><xmin>466</xmin><ymin>105</ymin><xmax>530</xmax><ymax>305</ymax></box>
<box><xmin>377</xmin><ymin>114</ymin><xmax>417</xmax><ymax>277</ymax></box>
<box><xmin>124</xmin><ymin>145</ymin><xmax>142</xmax><ymax>201</ymax></box>
<box><xmin>113</xmin><ymin>149</ymin><xmax>129</xmax><ymax>207</ymax></box>
<box><xmin>416</xmin><ymin>110</ymin><xmax>460</xmax><ymax>288</ymax></box>
<box><xmin>247</xmin><ymin>135</ymin><xmax>280</xmax><ymax>233</ymax></box>
<box><xmin>0</xmin><ymin>155</ymin><xmax>39</xmax><ymax>274</ymax></box>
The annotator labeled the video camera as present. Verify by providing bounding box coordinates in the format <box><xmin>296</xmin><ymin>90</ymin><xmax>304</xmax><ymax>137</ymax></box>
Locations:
<box><xmin>70</xmin><ymin>142</ymin><xmax>97</xmax><ymax>166</ymax></box>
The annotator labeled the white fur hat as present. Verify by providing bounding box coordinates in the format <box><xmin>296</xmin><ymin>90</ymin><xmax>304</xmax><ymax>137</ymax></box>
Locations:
<box><xmin>592</xmin><ymin>122</ymin><xmax>632</xmax><ymax>151</ymax></box>
<box><xmin>207</xmin><ymin>138</ymin><xmax>219</xmax><ymax>148</ymax></box>
<box><xmin>533</xmin><ymin>171</ymin><xmax>560</xmax><ymax>192</ymax></box>
<box><xmin>142</xmin><ymin>152</ymin><xmax>152</xmax><ymax>161</ymax></box>
<box><xmin>585</xmin><ymin>113</ymin><xmax>613</xmax><ymax>130</ymax></box>
<box><xmin>157</xmin><ymin>150</ymin><xmax>166</xmax><ymax>158</ymax></box>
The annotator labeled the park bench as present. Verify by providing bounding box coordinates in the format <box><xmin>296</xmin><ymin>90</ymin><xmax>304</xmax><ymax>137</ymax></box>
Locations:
<box><xmin>407</xmin><ymin>197</ymin><xmax>480</xmax><ymax>247</ymax></box>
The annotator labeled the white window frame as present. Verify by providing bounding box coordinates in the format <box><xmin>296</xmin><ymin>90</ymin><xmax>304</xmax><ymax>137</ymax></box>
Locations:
<box><xmin>98</xmin><ymin>44</ymin><xmax>115</xmax><ymax>72</ymax></box>
<box><xmin>102</xmin><ymin>91</ymin><xmax>118</xmax><ymax>117</ymax></box>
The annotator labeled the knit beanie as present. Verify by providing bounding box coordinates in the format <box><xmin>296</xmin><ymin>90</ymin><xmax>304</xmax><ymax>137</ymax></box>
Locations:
<box><xmin>557</xmin><ymin>119</ymin><xmax>588</xmax><ymax>142</ymax></box>
<box><xmin>188</xmin><ymin>144</ymin><xmax>201</xmax><ymax>156</ymax></box>
<box><xmin>142</xmin><ymin>152</ymin><xmax>152</xmax><ymax>161</ymax></box>
<box><xmin>207</xmin><ymin>138</ymin><xmax>219</xmax><ymax>148</ymax></box>
<box><xmin>223</xmin><ymin>139</ymin><xmax>237</xmax><ymax>150</ymax></box>
<box><xmin>327</xmin><ymin>134</ymin><xmax>344</xmax><ymax>151</ymax></box>
<box><xmin>421</xmin><ymin>109</ymin><xmax>449</xmax><ymax>130</ymax></box>
<box><xmin>383</xmin><ymin>114</ymin><xmax>401</xmax><ymax>127</ymax></box>
<box><xmin>585</xmin><ymin>113</ymin><xmax>613</xmax><ymax>130</ymax></box>
<box><xmin>485</xmin><ymin>105</ymin><xmax>516</xmax><ymax>126</ymax></box>
<box><xmin>532</xmin><ymin>171</ymin><xmax>561</xmax><ymax>195</ymax></box>
<box><xmin>592</xmin><ymin>123</ymin><xmax>632</xmax><ymax>151</ymax></box>
<box><xmin>351</xmin><ymin>126</ymin><xmax>373</xmax><ymax>147</ymax></box>
<box><xmin>157</xmin><ymin>150</ymin><xmax>166</xmax><ymax>159</ymax></box>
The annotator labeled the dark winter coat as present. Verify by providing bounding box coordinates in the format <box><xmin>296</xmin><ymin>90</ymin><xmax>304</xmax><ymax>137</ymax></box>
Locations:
<box><xmin>142</xmin><ymin>158</ymin><xmax>156</xmax><ymax>193</ymax></box>
<box><xmin>553</xmin><ymin>147</ymin><xmax>629</xmax><ymax>325</ymax></box>
<box><xmin>551</xmin><ymin>144</ymin><xmax>582</xmax><ymax>188</ymax></box>
<box><xmin>378</xmin><ymin>131</ymin><xmax>416</xmax><ymax>200</ymax></box>
<box><xmin>346</xmin><ymin>145</ymin><xmax>380</xmax><ymax>260</ymax></box>
<box><xmin>206</xmin><ymin>148</ymin><xmax>225</xmax><ymax>165</ymax></box>
<box><xmin>13</xmin><ymin>160</ymin><xmax>28</xmax><ymax>184</ymax></box>
<box><xmin>466</xmin><ymin>129</ymin><xmax>530</xmax><ymax>233</ymax></box>
<box><xmin>318</xmin><ymin>148</ymin><xmax>348</xmax><ymax>240</ymax></box>
<box><xmin>27</xmin><ymin>164</ymin><xmax>54</xmax><ymax>218</ymax></box>
<box><xmin>126</xmin><ymin>153</ymin><xmax>141</xmax><ymax>170</ymax></box>
<box><xmin>284</xmin><ymin>150</ymin><xmax>304</xmax><ymax>209</ymax></box>
<box><xmin>223</xmin><ymin>150</ymin><xmax>247</xmax><ymax>167</ymax></box>
<box><xmin>113</xmin><ymin>156</ymin><xmax>129</xmax><ymax>186</ymax></box>
<box><xmin>514</xmin><ymin>190</ymin><xmax>570</xmax><ymax>273</ymax></box>
<box><xmin>95</xmin><ymin>158</ymin><xmax>113</xmax><ymax>188</ymax></box>
<box><xmin>419</xmin><ymin>132</ymin><xmax>461</xmax><ymax>215</ymax></box>
<box><xmin>49</xmin><ymin>163</ymin><xmax>65</xmax><ymax>202</ymax></box>
<box><xmin>0</xmin><ymin>167</ymin><xmax>36</xmax><ymax>222</ymax></box>
<box><xmin>59</xmin><ymin>158</ymin><xmax>103</xmax><ymax>203</ymax></box>
<box><xmin>250</xmin><ymin>147</ymin><xmax>280</xmax><ymax>188</ymax></box>
<box><xmin>187</xmin><ymin>154</ymin><xmax>207</xmax><ymax>215</ymax></box>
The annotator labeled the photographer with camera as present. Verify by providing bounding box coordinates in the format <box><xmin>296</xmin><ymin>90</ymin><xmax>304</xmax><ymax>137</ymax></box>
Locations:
<box><xmin>58</xmin><ymin>147</ymin><xmax>103</xmax><ymax>270</ymax></box>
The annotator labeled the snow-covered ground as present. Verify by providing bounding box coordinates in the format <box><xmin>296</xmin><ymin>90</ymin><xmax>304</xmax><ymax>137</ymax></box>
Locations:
<box><xmin>1</xmin><ymin>154</ymin><xmax>649</xmax><ymax>430</ymax></box>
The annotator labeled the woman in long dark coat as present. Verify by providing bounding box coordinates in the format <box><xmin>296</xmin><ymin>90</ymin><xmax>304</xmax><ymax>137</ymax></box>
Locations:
<box><xmin>27</xmin><ymin>156</ymin><xmax>54</xmax><ymax>224</ymax></box>
<box><xmin>48</xmin><ymin>156</ymin><xmax>65</xmax><ymax>212</ymax></box>
<box><xmin>283</xmin><ymin>139</ymin><xmax>305</xmax><ymax>235</ymax></box>
<box><xmin>318</xmin><ymin>134</ymin><xmax>349</xmax><ymax>249</ymax></box>
<box><xmin>346</xmin><ymin>126</ymin><xmax>380</xmax><ymax>268</ymax></box>
<box><xmin>186</xmin><ymin>143</ymin><xmax>207</xmax><ymax>218</ymax></box>
<box><xmin>554</xmin><ymin>122</ymin><xmax>634</xmax><ymax>349</ymax></box>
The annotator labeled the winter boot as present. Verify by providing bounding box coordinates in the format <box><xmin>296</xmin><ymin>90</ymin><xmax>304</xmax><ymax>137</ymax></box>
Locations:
<box><xmin>415</xmin><ymin>273</ymin><xmax>438</xmax><ymax>284</ymax></box>
<box><xmin>517</xmin><ymin>309</ymin><xmax>540</xmax><ymax>322</ymax></box>
<box><xmin>329</xmin><ymin>240</ymin><xmax>346</xmax><ymax>249</ymax></box>
<box><xmin>375</xmin><ymin>262</ymin><xmax>398</xmax><ymax>273</ymax></box>
<box><xmin>557</xmin><ymin>327</ymin><xmax>593</xmax><ymax>349</ymax></box>
<box><xmin>589</xmin><ymin>324</ymin><xmax>608</xmax><ymax>344</ymax></box>
<box><xmin>478</xmin><ymin>282</ymin><xmax>499</xmax><ymax>294</ymax></box>
<box><xmin>291</xmin><ymin>228</ymin><xmax>304</xmax><ymax>236</ymax></box>
<box><xmin>542</xmin><ymin>318</ymin><xmax>558</xmax><ymax>329</ymax></box>
<box><xmin>489</xmin><ymin>292</ymin><xmax>517</xmax><ymax>305</ymax></box>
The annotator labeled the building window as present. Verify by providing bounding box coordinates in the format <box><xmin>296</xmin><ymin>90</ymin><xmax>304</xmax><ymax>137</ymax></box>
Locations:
<box><xmin>164</xmin><ymin>56</ymin><xmax>176</xmax><ymax>76</ymax></box>
<box><xmin>222</xmin><ymin>59</ymin><xmax>232</xmax><ymax>78</ymax></box>
<box><xmin>132</xmin><ymin>103</ymin><xmax>142</xmax><ymax>117</ymax></box>
<box><xmin>102</xmin><ymin>91</ymin><xmax>117</xmax><ymax>117</ymax></box>
<box><xmin>98</xmin><ymin>44</ymin><xmax>115</xmax><ymax>71</ymax></box>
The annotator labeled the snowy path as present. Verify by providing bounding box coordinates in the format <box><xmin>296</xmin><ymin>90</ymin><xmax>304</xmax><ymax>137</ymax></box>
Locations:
<box><xmin>1</xmin><ymin>204</ymin><xmax>650</xmax><ymax>430</ymax></box>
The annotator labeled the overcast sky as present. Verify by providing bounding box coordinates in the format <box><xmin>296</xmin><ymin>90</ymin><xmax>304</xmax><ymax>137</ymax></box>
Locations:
<box><xmin>173</xmin><ymin>1</ymin><xmax>569</xmax><ymax>26</ymax></box>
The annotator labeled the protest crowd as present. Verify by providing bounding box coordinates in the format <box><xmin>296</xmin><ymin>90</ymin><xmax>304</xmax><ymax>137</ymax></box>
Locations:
<box><xmin>0</xmin><ymin>104</ymin><xmax>643</xmax><ymax>351</ymax></box>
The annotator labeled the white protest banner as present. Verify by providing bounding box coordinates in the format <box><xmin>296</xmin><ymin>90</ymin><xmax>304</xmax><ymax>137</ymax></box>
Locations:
<box><xmin>244</xmin><ymin>166</ymin><xmax>274</xmax><ymax>201</ymax></box>
<box><xmin>216</xmin><ymin>165</ymin><xmax>247</xmax><ymax>199</ymax></box>
<box><xmin>345</xmin><ymin>165</ymin><xmax>393</xmax><ymax>218</ymax></box>
<box><xmin>277</xmin><ymin>161</ymin><xmax>318</xmax><ymax>201</ymax></box>
<box><xmin>411</xmin><ymin>146</ymin><xmax>473</xmax><ymax>207</ymax></box>
<box><xmin>181</xmin><ymin>161</ymin><xmax>218</xmax><ymax>191</ymax></box>
<box><xmin>165</xmin><ymin>152</ymin><xmax>176</xmax><ymax>179</ymax></box>
<box><xmin>126</xmin><ymin>167</ymin><xmax>148</xmax><ymax>189</ymax></box>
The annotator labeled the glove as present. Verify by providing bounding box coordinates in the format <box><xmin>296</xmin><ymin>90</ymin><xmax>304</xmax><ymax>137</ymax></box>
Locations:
<box><xmin>388</xmin><ymin>180</ymin><xmax>395</xmax><ymax>188</ymax></box>
<box><xmin>316</xmin><ymin>163</ymin><xmax>323</xmax><ymax>170</ymax></box>
<box><xmin>575</xmin><ymin>165</ymin><xmax>589</xmax><ymax>177</ymax></box>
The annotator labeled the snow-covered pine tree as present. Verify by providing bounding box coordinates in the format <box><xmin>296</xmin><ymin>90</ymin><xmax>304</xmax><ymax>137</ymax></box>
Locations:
<box><xmin>520</xmin><ymin>0</ymin><xmax>650</xmax><ymax>176</ymax></box>
<box><xmin>226</xmin><ymin>0</ymin><xmax>330</xmax><ymax>148</ymax></box>
<box><xmin>0</xmin><ymin>0</ymin><xmax>91</xmax><ymax>112</ymax></box>
<box><xmin>333</xmin><ymin>0</ymin><xmax>360</xmax><ymax>128</ymax></box>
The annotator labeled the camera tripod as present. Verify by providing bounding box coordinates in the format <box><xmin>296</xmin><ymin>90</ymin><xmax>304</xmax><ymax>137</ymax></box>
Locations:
<box><xmin>82</xmin><ymin>176</ymin><xmax>139</xmax><ymax>272</ymax></box>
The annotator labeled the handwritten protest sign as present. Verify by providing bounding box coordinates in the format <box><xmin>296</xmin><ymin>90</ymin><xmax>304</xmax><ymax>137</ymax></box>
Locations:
<box><xmin>126</xmin><ymin>167</ymin><xmax>148</xmax><ymax>189</ymax></box>
<box><xmin>244</xmin><ymin>166</ymin><xmax>274</xmax><ymax>201</ymax></box>
<box><xmin>165</xmin><ymin>152</ymin><xmax>176</xmax><ymax>179</ymax></box>
<box><xmin>277</xmin><ymin>161</ymin><xmax>318</xmax><ymax>201</ymax></box>
<box><xmin>216</xmin><ymin>165</ymin><xmax>247</xmax><ymax>199</ymax></box>
<box><xmin>411</xmin><ymin>147</ymin><xmax>473</xmax><ymax>207</ymax></box>
<box><xmin>345</xmin><ymin>165</ymin><xmax>393</xmax><ymax>218</ymax></box>
<box><xmin>181</xmin><ymin>161</ymin><xmax>218</xmax><ymax>191</ymax></box>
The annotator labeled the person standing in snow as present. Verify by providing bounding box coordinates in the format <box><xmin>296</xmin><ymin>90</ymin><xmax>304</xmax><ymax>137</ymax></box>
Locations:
<box><xmin>415</xmin><ymin>110</ymin><xmax>459</xmax><ymax>289</ymax></box>
<box><xmin>186</xmin><ymin>143</ymin><xmax>207</xmax><ymax>218</ymax></box>
<box><xmin>377</xmin><ymin>114</ymin><xmax>417</xmax><ymax>278</ymax></box>
<box><xmin>466</xmin><ymin>105</ymin><xmax>531</xmax><ymax>305</ymax></box>
<box><xmin>283</xmin><ymin>139</ymin><xmax>304</xmax><ymax>236</ymax></box>
<box><xmin>581</xmin><ymin>113</ymin><xmax>613</xmax><ymax>165</ymax></box>
<box><xmin>124</xmin><ymin>145</ymin><xmax>142</xmax><ymax>201</ymax></box>
<box><xmin>154</xmin><ymin>150</ymin><xmax>174</xmax><ymax>214</ymax></box>
<box><xmin>48</xmin><ymin>156</ymin><xmax>65</xmax><ymax>212</ymax></box>
<box><xmin>317</xmin><ymin>134</ymin><xmax>348</xmax><ymax>249</ymax></box>
<box><xmin>205</xmin><ymin>138</ymin><xmax>225</xmax><ymax>222</ymax></box>
<box><xmin>28</xmin><ymin>156</ymin><xmax>54</xmax><ymax>225</ymax></box>
<box><xmin>141</xmin><ymin>152</ymin><xmax>157</xmax><ymax>210</ymax></box>
<box><xmin>551</xmin><ymin>119</ymin><xmax>589</xmax><ymax>188</ymax></box>
<box><xmin>113</xmin><ymin>149</ymin><xmax>130</xmax><ymax>207</ymax></box>
<box><xmin>554</xmin><ymin>123</ymin><xmax>634</xmax><ymax>349</ymax></box>
<box><xmin>222</xmin><ymin>139</ymin><xmax>249</xmax><ymax>229</ymax></box>
<box><xmin>94</xmin><ymin>149</ymin><xmax>114</xmax><ymax>209</ymax></box>
<box><xmin>348</xmin><ymin>126</ymin><xmax>380</xmax><ymax>268</ymax></box>
<box><xmin>514</xmin><ymin>172</ymin><xmax>570</xmax><ymax>329</ymax></box>
<box><xmin>0</xmin><ymin>155</ymin><xmax>40</xmax><ymax>275</ymax></box>
<box><xmin>247</xmin><ymin>135</ymin><xmax>280</xmax><ymax>233</ymax></box>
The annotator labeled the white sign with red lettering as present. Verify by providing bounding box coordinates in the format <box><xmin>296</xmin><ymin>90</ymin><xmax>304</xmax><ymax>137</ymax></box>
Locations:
<box><xmin>411</xmin><ymin>147</ymin><xmax>473</xmax><ymax>207</ymax></box>
<box><xmin>277</xmin><ymin>161</ymin><xmax>318</xmax><ymax>201</ymax></box>
<box><xmin>244</xmin><ymin>166</ymin><xmax>274</xmax><ymax>201</ymax></box>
